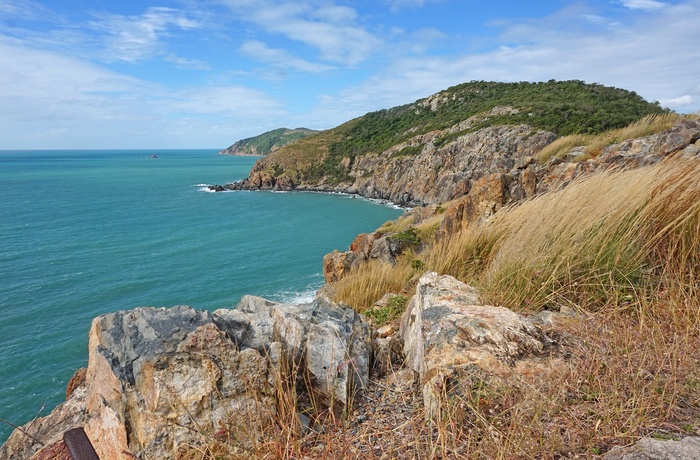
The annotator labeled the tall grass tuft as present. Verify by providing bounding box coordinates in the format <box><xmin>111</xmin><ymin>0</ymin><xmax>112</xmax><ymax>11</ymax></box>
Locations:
<box><xmin>330</xmin><ymin>258</ymin><xmax>416</xmax><ymax>312</ymax></box>
<box><xmin>537</xmin><ymin>113</ymin><xmax>690</xmax><ymax>163</ymax></box>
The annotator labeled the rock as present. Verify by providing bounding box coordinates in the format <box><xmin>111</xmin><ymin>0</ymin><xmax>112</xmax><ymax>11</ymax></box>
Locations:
<box><xmin>602</xmin><ymin>436</ymin><xmax>700</xmax><ymax>459</ymax></box>
<box><xmin>216</xmin><ymin>295</ymin><xmax>371</xmax><ymax>409</ymax></box>
<box><xmin>65</xmin><ymin>367</ymin><xmax>87</xmax><ymax>399</ymax></box>
<box><xmin>350</xmin><ymin>125</ymin><xmax>556</xmax><ymax>206</ymax></box>
<box><xmin>2</xmin><ymin>299</ymin><xmax>373</xmax><ymax>459</ymax></box>
<box><xmin>31</xmin><ymin>440</ymin><xmax>70</xmax><ymax>460</ymax></box>
<box><xmin>322</xmin><ymin>232</ymin><xmax>402</xmax><ymax>283</ymax></box>
<box><xmin>0</xmin><ymin>387</ymin><xmax>87</xmax><ymax>460</ymax></box>
<box><xmin>376</xmin><ymin>323</ymin><xmax>396</xmax><ymax>339</ymax></box>
<box><xmin>399</xmin><ymin>272</ymin><xmax>561</xmax><ymax>417</ymax></box>
<box><xmin>83</xmin><ymin>306</ymin><xmax>275</xmax><ymax>460</ymax></box>
<box><xmin>323</xmin><ymin>249</ymin><xmax>357</xmax><ymax>283</ymax></box>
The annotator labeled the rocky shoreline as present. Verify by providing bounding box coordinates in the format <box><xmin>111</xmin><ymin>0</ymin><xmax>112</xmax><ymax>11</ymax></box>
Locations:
<box><xmin>3</xmin><ymin>120</ymin><xmax>700</xmax><ymax>459</ymax></box>
<box><xmin>4</xmin><ymin>273</ymin><xmax>700</xmax><ymax>459</ymax></box>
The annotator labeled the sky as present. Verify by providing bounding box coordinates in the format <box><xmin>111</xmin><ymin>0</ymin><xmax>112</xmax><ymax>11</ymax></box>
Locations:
<box><xmin>0</xmin><ymin>0</ymin><xmax>698</xmax><ymax>150</ymax></box>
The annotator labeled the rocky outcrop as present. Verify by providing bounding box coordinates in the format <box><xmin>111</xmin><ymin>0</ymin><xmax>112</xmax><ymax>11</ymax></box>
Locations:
<box><xmin>349</xmin><ymin>125</ymin><xmax>555</xmax><ymax>206</ymax></box>
<box><xmin>399</xmin><ymin>272</ymin><xmax>566</xmax><ymax>417</ymax></box>
<box><xmin>218</xmin><ymin>124</ymin><xmax>556</xmax><ymax>206</ymax></box>
<box><xmin>1</xmin><ymin>299</ymin><xmax>371</xmax><ymax>460</ymax></box>
<box><xmin>436</xmin><ymin>119</ymin><xmax>700</xmax><ymax>239</ymax></box>
<box><xmin>322</xmin><ymin>231</ymin><xmax>408</xmax><ymax>283</ymax></box>
<box><xmin>215</xmin><ymin>294</ymin><xmax>371</xmax><ymax>408</ymax></box>
<box><xmin>83</xmin><ymin>305</ymin><xmax>274</xmax><ymax>460</ymax></box>
<box><xmin>602</xmin><ymin>436</ymin><xmax>700</xmax><ymax>459</ymax></box>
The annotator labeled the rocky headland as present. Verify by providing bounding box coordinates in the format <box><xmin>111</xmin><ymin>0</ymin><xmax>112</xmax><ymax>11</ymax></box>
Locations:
<box><xmin>219</xmin><ymin>128</ymin><xmax>320</xmax><ymax>156</ymax></box>
<box><xmin>3</xmin><ymin>80</ymin><xmax>700</xmax><ymax>459</ymax></box>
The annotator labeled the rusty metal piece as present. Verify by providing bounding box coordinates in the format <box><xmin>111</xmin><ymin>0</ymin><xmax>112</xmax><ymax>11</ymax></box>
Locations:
<box><xmin>63</xmin><ymin>427</ymin><xmax>100</xmax><ymax>460</ymax></box>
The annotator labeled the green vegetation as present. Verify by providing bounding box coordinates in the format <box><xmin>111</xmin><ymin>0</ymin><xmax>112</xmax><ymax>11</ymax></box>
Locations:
<box><xmin>325</xmin><ymin>80</ymin><xmax>665</xmax><ymax>159</ymax></box>
<box><xmin>364</xmin><ymin>294</ymin><xmax>408</xmax><ymax>326</ymax></box>
<box><xmin>220</xmin><ymin>127</ymin><xmax>320</xmax><ymax>156</ymax></box>
<box><xmin>387</xmin><ymin>228</ymin><xmax>421</xmax><ymax>251</ymax></box>
<box><xmin>255</xmin><ymin>80</ymin><xmax>667</xmax><ymax>185</ymax></box>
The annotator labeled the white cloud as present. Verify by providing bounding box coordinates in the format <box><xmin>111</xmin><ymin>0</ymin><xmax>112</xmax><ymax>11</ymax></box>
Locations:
<box><xmin>216</xmin><ymin>0</ymin><xmax>382</xmax><ymax>66</ymax></box>
<box><xmin>88</xmin><ymin>7</ymin><xmax>203</xmax><ymax>62</ymax></box>
<box><xmin>620</xmin><ymin>0</ymin><xmax>668</xmax><ymax>10</ymax></box>
<box><xmin>0</xmin><ymin>35</ymin><xmax>289</xmax><ymax>148</ymax></box>
<box><xmin>164</xmin><ymin>54</ymin><xmax>211</xmax><ymax>70</ymax></box>
<box><xmin>239</xmin><ymin>40</ymin><xmax>333</xmax><ymax>73</ymax></box>
<box><xmin>660</xmin><ymin>95</ymin><xmax>694</xmax><ymax>107</ymax></box>
<box><xmin>161</xmin><ymin>85</ymin><xmax>285</xmax><ymax>118</ymax></box>
<box><xmin>384</xmin><ymin>0</ymin><xmax>431</xmax><ymax>11</ymax></box>
<box><xmin>0</xmin><ymin>0</ymin><xmax>52</xmax><ymax>20</ymax></box>
<box><xmin>0</xmin><ymin>38</ymin><xmax>148</xmax><ymax>122</ymax></box>
<box><xmin>303</xmin><ymin>1</ymin><xmax>700</xmax><ymax>126</ymax></box>
<box><xmin>311</xmin><ymin>5</ymin><xmax>357</xmax><ymax>23</ymax></box>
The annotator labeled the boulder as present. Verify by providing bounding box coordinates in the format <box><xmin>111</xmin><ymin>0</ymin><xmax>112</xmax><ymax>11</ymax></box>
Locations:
<box><xmin>399</xmin><ymin>272</ymin><xmax>562</xmax><ymax>417</ymax></box>
<box><xmin>215</xmin><ymin>295</ymin><xmax>371</xmax><ymax>409</ymax></box>
<box><xmin>83</xmin><ymin>305</ymin><xmax>275</xmax><ymax>460</ymax></box>
<box><xmin>1</xmin><ymin>299</ymin><xmax>372</xmax><ymax>459</ymax></box>
<box><xmin>602</xmin><ymin>436</ymin><xmax>700</xmax><ymax>460</ymax></box>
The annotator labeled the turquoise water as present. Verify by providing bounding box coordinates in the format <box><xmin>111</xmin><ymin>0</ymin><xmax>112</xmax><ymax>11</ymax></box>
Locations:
<box><xmin>0</xmin><ymin>150</ymin><xmax>403</xmax><ymax>443</ymax></box>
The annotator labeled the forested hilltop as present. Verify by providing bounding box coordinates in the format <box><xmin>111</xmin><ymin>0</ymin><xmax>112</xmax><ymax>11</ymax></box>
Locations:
<box><xmin>218</xmin><ymin>127</ymin><xmax>319</xmax><ymax>156</ymax></box>
<box><xmin>219</xmin><ymin>80</ymin><xmax>667</xmax><ymax>201</ymax></box>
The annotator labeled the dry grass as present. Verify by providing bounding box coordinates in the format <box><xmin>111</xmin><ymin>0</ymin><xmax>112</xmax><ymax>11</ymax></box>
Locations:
<box><xmin>330</xmin><ymin>258</ymin><xmax>417</xmax><ymax>312</ymax></box>
<box><xmin>536</xmin><ymin>113</ymin><xmax>691</xmax><ymax>163</ymax></box>
<box><xmin>316</xmin><ymin>157</ymin><xmax>700</xmax><ymax>458</ymax></box>
<box><xmin>184</xmin><ymin>158</ymin><xmax>700</xmax><ymax>459</ymax></box>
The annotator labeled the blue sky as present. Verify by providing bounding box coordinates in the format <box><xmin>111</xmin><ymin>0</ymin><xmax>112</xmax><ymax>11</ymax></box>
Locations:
<box><xmin>1</xmin><ymin>0</ymin><xmax>698</xmax><ymax>149</ymax></box>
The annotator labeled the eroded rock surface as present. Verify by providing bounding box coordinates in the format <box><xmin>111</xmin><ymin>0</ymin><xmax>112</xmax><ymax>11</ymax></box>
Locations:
<box><xmin>602</xmin><ymin>436</ymin><xmax>700</xmax><ymax>460</ymax></box>
<box><xmin>399</xmin><ymin>272</ymin><xmax>564</xmax><ymax>417</ymax></box>
<box><xmin>1</xmin><ymin>299</ymin><xmax>371</xmax><ymax>460</ymax></box>
<box><xmin>85</xmin><ymin>305</ymin><xmax>275</xmax><ymax>460</ymax></box>
<box><xmin>215</xmin><ymin>294</ymin><xmax>371</xmax><ymax>408</ymax></box>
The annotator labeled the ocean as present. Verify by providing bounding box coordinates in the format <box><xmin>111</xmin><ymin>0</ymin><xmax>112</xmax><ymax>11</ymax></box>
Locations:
<box><xmin>0</xmin><ymin>149</ymin><xmax>403</xmax><ymax>443</ymax></box>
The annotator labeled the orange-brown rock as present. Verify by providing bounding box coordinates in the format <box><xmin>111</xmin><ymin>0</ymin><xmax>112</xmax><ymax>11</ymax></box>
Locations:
<box><xmin>65</xmin><ymin>367</ymin><xmax>87</xmax><ymax>400</ymax></box>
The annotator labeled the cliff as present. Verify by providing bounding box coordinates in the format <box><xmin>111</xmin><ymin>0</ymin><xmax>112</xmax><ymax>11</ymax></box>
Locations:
<box><xmin>322</xmin><ymin>118</ymin><xmax>700</xmax><ymax>282</ymax></box>
<box><xmin>214</xmin><ymin>80</ymin><xmax>665</xmax><ymax>201</ymax></box>
<box><xmin>218</xmin><ymin>127</ymin><xmax>320</xmax><ymax>156</ymax></box>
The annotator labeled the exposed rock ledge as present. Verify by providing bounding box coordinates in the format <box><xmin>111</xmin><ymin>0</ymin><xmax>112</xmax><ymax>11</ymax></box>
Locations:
<box><xmin>1</xmin><ymin>297</ymin><xmax>370</xmax><ymax>460</ymax></box>
<box><xmin>3</xmin><ymin>273</ymin><xmax>699</xmax><ymax>459</ymax></box>
<box><xmin>321</xmin><ymin>120</ymin><xmax>700</xmax><ymax>283</ymax></box>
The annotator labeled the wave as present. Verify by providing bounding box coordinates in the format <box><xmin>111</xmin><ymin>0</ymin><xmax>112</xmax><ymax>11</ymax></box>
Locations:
<box><xmin>195</xmin><ymin>184</ymin><xmax>217</xmax><ymax>193</ymax></box>
<box><xmin>270</xmin><ymin>287</ymin><xmax>318</xmax><ymax>305</ymax></box>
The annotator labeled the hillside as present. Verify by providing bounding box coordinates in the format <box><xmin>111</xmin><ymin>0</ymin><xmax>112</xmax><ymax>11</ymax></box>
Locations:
<box><xmin>218</xmin><ymin>80</ymin><xmax>666</xmax><ymax>198</ymax></box>
<box><xmin>3</xmin><ymin>80</ymin><xmax>700</xmax><ymax>459</ymax></box>
<box><xmin>218</xmin><ymin>127</ymin><xmax>320</xmax><ymax>156</ymax></box>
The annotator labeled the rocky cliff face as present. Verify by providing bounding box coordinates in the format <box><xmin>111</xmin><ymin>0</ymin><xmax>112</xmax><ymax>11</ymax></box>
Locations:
<box><xmin>349</xmin><ymin>124</ymin><xmax>555</xmax><ymax>206</ymax></box>
<box><xmin>220</xmin><ymin>122</ymin><xmax>557</xmax><ymax>207</ymax></box>
<box><xmin>321</xmin><ymin>119</ymin><xmax>700</xmax><ymax>283</ymax></box>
